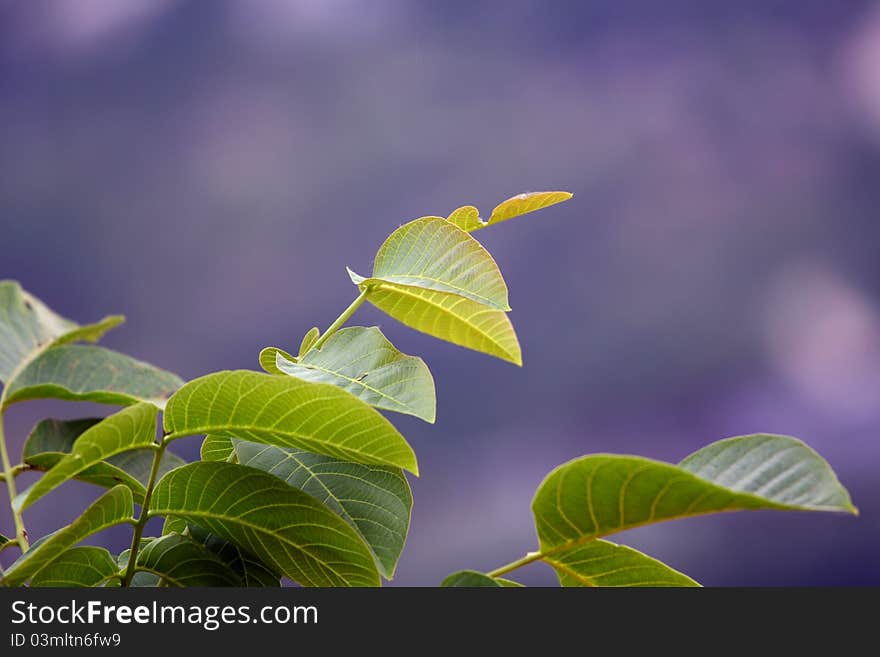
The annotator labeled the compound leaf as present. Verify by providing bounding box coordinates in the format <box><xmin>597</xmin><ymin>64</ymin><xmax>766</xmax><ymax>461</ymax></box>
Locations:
<box><xmin>150</xmin><ymin>461</ymin><xmax>380</xmax><ymax>587</ymax></box>
<box><xmin>1</xmin><ymin>486</ymin><xmax>133</xmax><ymax>587</ymax></box>
<box><xmin>164</xmin><ymin>370</ymin><xmax>418</xmax><ymax>475</ymax></box>
<box><xmin>272</xmin><ymin>326</ymin><xmax>436</xmax><ymax>422</ymax></box>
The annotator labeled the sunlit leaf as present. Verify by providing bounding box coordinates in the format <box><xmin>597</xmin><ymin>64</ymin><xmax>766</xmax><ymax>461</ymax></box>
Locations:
<box><xmin>3</xmin><ymin>345</ymin><xmax>183</xmax><ymax>408</ymax></box>
<box><xmin>164</xmin><ymin>370</ymin><xmax>418</xmax><ymax>474</ymax></box>
<box><xmin>348</xmin><ymin>271</ymin><xmax>521</xmax><ymax>365</ymax></box>
<box><xmin>1</xmin><ymin>486</ymin><xmax>133</xmax><ymax>586</ymax></box>
<box><xmin>298</xmin><ymin>327</ymin><xmax>320</xmax><ymax>357</ymax></box>
<box><xmin>150</xmin><ymin>461</ymin><xmax>380</xmax><ymax>587</ymax></box>
<box><xmin>233</xmin><ymin>439</ymin><xmax>412</xmax><ymax>578</ymax></box>
<box><xmin>30</xmin><ymin>546</ymin><xmax>119</xmax><ymax>588</ymax></box>
<box><xmin>258</xmin><ymin>346</ymin><xmax>296</xmax><ymax>375</ymax></box>
<box><xmin>199</xmin><ymin>434</ymin><xmax>235</xmax><ymax>462</ymax></box>
<box><xmin>135</xmin><ymin>533</ymin><xmax>242</xmax><ymax>587</ymax></box>
<box><xmin>22</xmin><ymin>403</ymin><xmax>158</xmax><ymax>510</ymax></box>
<box><xmin>353</xmin><ymin>217</ymin><xmax>510</xmax><ymax>310</ymax></box>
<box><xmin>481</xmin><ymin>191</ymin><xmax>572</xmax><ymax>231</ymax></box>
<box><xmin>446</xmin><ymin>206</ymin><xmax>482</xmax><ymax>232</ymax></box>
<box><xmin>272</xmin><ymin>326</ymin><xmax>436</xmax><ymax>422</ymax></box>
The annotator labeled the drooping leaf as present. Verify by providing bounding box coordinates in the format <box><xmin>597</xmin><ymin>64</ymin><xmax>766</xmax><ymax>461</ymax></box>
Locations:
<box><xmin>150</xmin><ymin>461</ymin><xmax>381</xmax><ymax>587</ymax></box>
<box><xmin>0</xmin><ymin>280</ymin><xmax>123</xmax><ymax>385</ymax></box>
<box><xmin>30</xmin><ymin>546</ymin><xmax>119</xmax><ymax>587</ymax></box>
<box><xmin>233</xmin><ymin>439</ymin><xmax>412</xmax><ymax>578</ymax></box>
<box><xmin>272</xmin><ymin>326</ymin><xmax>436</xmax><ymax>422</ymax></box>
<box><xmin>441</xmin><ymin>570</ymin><xmax>503</xmax><ymax>587</ymax></box>
<box><xmin>298</xmin><ymin>327</ymin><xmax>321</xmax><ymax>357</ymax></box>
<box><xmin>2</xmin><ymin>345</ymin><xmax>183</xmax><ymax>408</ymax></box>
<box><xmin>22</xmin><ymin>403</ymin><xmax>158</xmax><ymax>510</ymax></box>
<box><xmin>22</xmin><ymin>417</ymin><xmax>185</xmax><ymax>504</ymax></box>
<box><xmin>187</xmin><ymin>523</ymin><xmax>280</xmax><ymax>587</ymax></box>
<box><xmin>473</xmin><ymin>191</ymin><xmax>572</xmax><ymax>231</ymax></box>
<box><xmin>163</xmin><ymin>370</ymin><xmax>418</xmax><ymax>475</ymax></box>
<box><xmin>1</xmin><ymin>486</ymin><xmax>133</xmax><ymax>586</ymax></box>
<box><xmin>199</xmin><ymin>434</ymin><xmax>235</xmax><ymax>462</ymax></box>
<box><xmin>354</xmin><ymin>217</ymin><xmax>510</xmax><ymax>310</ymax></box>
<box><xmin>348</xmin><ymin>272</ymin><xmax>521</xmax><ymax>365</ymax></box>
<box><xmin>446</xmin><ymin>206</ymin><xmax>483</xmax><ymax>232</ymax></box>
<box><xmin>531</xmin><ymin>434</ymin><xmax>856</xmax><ymax>586</ymax></box>
<box><xmin>543</xmin><ymin>540</ymin><xmax>698</xmax><ymax>587</ymax></box>
<box><xmin>135</xmin><ymin>533</ymin><xmax>243</xmax><ymax>587</ymax></box>
<box><xmin>258</xmin><ymin>346</ymin><xmax>296</xmax><ymax>375</ymax></box>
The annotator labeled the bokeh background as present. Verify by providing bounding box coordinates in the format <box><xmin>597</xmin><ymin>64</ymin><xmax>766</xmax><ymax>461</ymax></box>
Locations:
<box><xmin>1</xmin><ymin>0</ymin><xmax>879</xmax><ymax>585</ymax></box>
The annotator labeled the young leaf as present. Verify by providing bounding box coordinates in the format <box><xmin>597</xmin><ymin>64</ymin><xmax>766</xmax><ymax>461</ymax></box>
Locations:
<box><xmin>164</xmin><ymin>370</ymin><xmax>418</xmax><ymax>475</ymax></box>
<box><xmin>272</xmin><ymin>326</ymin><xmax>436</xmax><ymax>423</ymax></box>
<box><xmin>232</xmin><ymin>439</ymin><xmax>413</xmax><ymax>579</ymax></box>
<box><xmin>299</xmin><ymin>327</ymin><xmax>321</xmax><ymax>357</ymax></box>
<box><xmin>30</xmin><ymin>546</ymin><xmax>119</xmax><ymax>588</ymax></box>
<box><xmin>187</xmin><ymin>523</ymin><xmax>280</xmax><ymax>587</ymax></box>
<box><xmin>348</xmin><ymin>272</ymin><xmax>521</xmax><ymax>365</ymax></box>
<box><xmin>475</xmin><ymin>191</ymin><xmax>572</xmax><ymax>231</ymax></box>
<box><xmin>354</xmin><ymin>217</ymin><xmax>511</xmax><ymax>310</ymax></box>
<box><xmin>542</xmin><ymin>540</ymin><xmax>698</xmax><ymax>587</ymax></box>
<box><xmin>22</xmin><ymin>417</ymin><xmax>185</xmax><ymax>505</ymax></box>
<box><xmin>0</xmin><ymin>280</ymin><xmax>123</xmax><ymax>385</ymax></box>
<box><xmin>531</xmin><ymin>434</ymin><xmax>856</xmax><ymax>584</ymax></box>
<box><xmin>2</xmin><ymin>345</ymin><xmax>183</xmax><ymax>408</ymax></box>
<box><xmin>135</xmin><ymin>533</ymin><xmax>243</xmax><ymax>587</ymax></box>
<box><xmin>258</xmin><ymin>346</ymin><xmax>297</xmax><ymax>375</ymax></box>
<box><xmin>149</xmin><ymin>461</ymin><xmax>381</xmax><ymax>587</ymax></box>
<box><xmin>1</xmin><ymin>486</ymin><xmax>134</xmax><ymax>586</ymax></box>
<box><xmin>446</xmin><ymin>206</ymin><xmax>483</xmax><ymax>232</ymax></box>
<box><xmin>441</xmin><ymin>570</ymin><xmax>504</xmax><ymax>587</ymax></box>
<box><xmin>21</xmin><ymin>403</ymin><xmax>158</xmax><ymax>510</ymax></box>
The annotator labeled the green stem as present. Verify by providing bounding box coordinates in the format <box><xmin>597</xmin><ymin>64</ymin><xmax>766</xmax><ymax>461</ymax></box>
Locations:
<box><xmin>0</xmin><ymin>409</ymin><xmax>28</xmax><ymax>552</ymax></box>
<box><xmin>0</xmin><ymin>464</ymin><xmax>32</xmax><ymax>483</ymax></box>
<box><xmin>486</xmin><ymin>551</ymin><xmax>544</xmax><ymax>578</ymax></box>
<box><xmin>311</xmin><ymin>289</ymin><xmax>369</xmax><ymax>351</ymax></box>
<box><xmin>121</xmin><ymin>440</ymin><xmax>167</xmax><ymax>586</ymax></box>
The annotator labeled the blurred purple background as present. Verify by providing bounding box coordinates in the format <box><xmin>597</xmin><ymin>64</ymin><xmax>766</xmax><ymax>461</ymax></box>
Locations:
<box><xmin>1</xmin><ymin>0</ymin><xmax>879</xmax><ymax>585</ymax></box>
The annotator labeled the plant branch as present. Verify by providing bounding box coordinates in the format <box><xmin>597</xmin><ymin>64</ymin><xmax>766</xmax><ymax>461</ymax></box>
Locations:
<box><xmin>0</xmin><ymin>405</ymin><xmax>28</xmax><ymax>552</ymax></box>
<box><xmin>121</xmin><ymin>437</ymin><xmax>168</xmax><ymax>586</ymax></box>
<box><xmin>487</xmin><ymin>551</ymin><xmax>544</xmax><ymax>578</ymax></box>
<box><xmin>311</xmin><ymin>289</ymin><xmax>369</xmax><ymax>351</ymax></box>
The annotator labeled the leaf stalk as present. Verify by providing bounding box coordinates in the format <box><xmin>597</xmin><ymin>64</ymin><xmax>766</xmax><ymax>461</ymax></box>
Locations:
<box><xmin>311</xmin><ymin>289</ymin><xmax>369</xmax><ymax>351</ymax></box>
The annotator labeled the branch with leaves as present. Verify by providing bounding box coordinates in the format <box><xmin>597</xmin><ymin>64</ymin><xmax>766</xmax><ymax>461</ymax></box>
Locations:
<box><xmin>0</xmin><ymin>191</ymin><xmax>857</xmax><ymax>587</ymax></box>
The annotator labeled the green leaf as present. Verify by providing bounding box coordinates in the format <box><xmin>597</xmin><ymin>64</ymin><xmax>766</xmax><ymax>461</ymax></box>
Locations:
<box><xmin>348</xmin><ymin>273</ymin><xmax>521</xmax><ymax>365</ymax></box>
<box><xmin>2</xmin><ymin>345</ymin><xmax>184</xmax><ymax>408</ymax></box>
<box><xmin>272</xmin><ymin>326</ymin><xmax>436</xmax><ymax>423</ymax></box>
<box><xmin>464</xmin><ymin>191</ymin><xmax>573</xmax><ymax>232</ymax></box>
<box><xmin>22</xmin><ymin>403</ymin><xmax>158</xmax><ymax>510</ymax></box>
<box><xmin>30</xmin><ymin>546</ymin><xmax>119</xmax><ymax>587</ymax></box>
<box><xmin>187</xmin><ymin>524</ymin><xmax>280</xmax><ymax>587</ymax></box>
<box><xmin>441</xmin><ymin>570</ymin><xmax>502</xmax><ymax>587</ymax></box>
<box><xmin>22</xmin><ymin>417</ymin><xmax>186</xmax><ymax>505</ymax></box>
<box><xmin>135</xmin><ymin>533</ymin><xmax>243</xmax><ymax>587</ymax></box>
<box><xmin>233</xmin><ymin>439</ymin><xmax>412</xmax><ymax>579</ymax></box>
<box><xmin>0</xmin><ymin>280</ymin><xmax>123</xmax><ymax>385</ymax></box>
<box><xmin>164</xmin><ymin>370</ymin><xmax>418</xmax><ymax>475</ymax></box>
<box><xmin>150</xmin><ymin>461</ymin><xmax>380</xmax><ymax>587</ymax></box>
<box><xmin>200</xmin><ymin>434</ymin><xmax>236</xmax><ymax>462</ymax></box>
<box><xmin>543</xmin><ymin>540</ymin><xmax>699</xmax><ymax>587</ymax></box>
<box><xmin>531</xmin><ymin>434</ymin><xmax>856</xmax><ymax>586</ymax></box>
<box><xmin>258</xmin><ymin>346</ymin><xmax>296</xmax><ymax>375</ymax></box>
<box><xmin>446</xmin><ymin>206</ymin><xmax>482</xmax><ymax>232</ymax></box>
<box><xmin>298</xmin><ymin>327</ymin><xmax>321</xmax><ymax>357</ymax></box>
<box><xmin>162</xmin><ymin>516</ymin><xmax>188</xmax><ymax>536</ymax></box>
<box><xmin>1</xmin><ymin>486</ymin><xmax>133</xmax><ymax>586</ymax></box>
<box><xmin>354</xmin><ymin>217</ymin><xmax>510</xmax><ymax>310</ymax></box>
<box><xmin>496</xmin><ymin>577</ymin><xmax>524</xmax><ymax>587</ymax></box>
